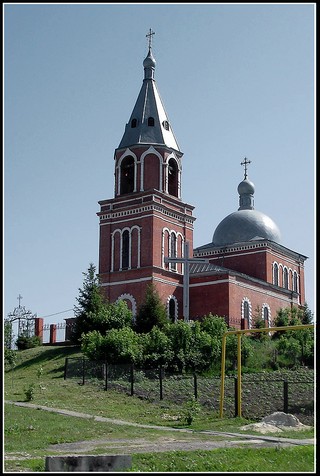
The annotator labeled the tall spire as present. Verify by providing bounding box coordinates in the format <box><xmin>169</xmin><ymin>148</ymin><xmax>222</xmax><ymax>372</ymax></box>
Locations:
<box><xmin>117</xmin><ymin>30</ymin><xmax>180</xmax><ymax>151</ymax></box>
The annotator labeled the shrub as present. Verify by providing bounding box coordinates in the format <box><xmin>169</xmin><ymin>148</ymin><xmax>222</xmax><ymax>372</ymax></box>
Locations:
<box><xmin>16</xmin><ymin>334</ymin><xmax>41</xmax><ymax>350</ymax></box>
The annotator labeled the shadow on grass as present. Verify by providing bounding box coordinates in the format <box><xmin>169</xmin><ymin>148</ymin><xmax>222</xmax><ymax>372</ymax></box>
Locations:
<box><xmin>11</xmin><ymin>346</ymin><xmax>82</xmax><ymax>372</ymax></box>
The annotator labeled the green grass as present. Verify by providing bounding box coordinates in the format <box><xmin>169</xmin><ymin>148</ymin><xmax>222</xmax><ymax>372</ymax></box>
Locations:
<box><xmin>4</xmin><ymin>345</ymin><xmax>315</xmax><ymax>472</ymax></box>
<box><xmin>128</xmin><ymin>446</ymin><xmax>315</xmax><ymax>472</ymax></box>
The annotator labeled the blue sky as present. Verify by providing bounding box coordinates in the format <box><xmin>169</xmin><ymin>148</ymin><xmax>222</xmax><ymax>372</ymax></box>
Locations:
<box><xmin>4</xmin><ymin>3</ymin><xmax>315</xmax><ymax>331</ymax></box>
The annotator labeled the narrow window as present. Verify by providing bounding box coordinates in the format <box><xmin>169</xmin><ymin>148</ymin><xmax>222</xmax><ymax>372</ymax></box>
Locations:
<box><xmin>263</xmin><ymin>307</ymin><xmax>269</xmax><ymax>326</ymax></box>
<box><xmin>244</xmin><ymin>301</ymin><xmax>250</xmax><ymax>327</ymax></box>
<box><xmin>162</xmin><ymin>120</ymin><xmax>169</xmax><ymax>131</ymax></box>
<box><xmin>148</xmin><ymin>117</ymin><xmax>155</xmax><ymax>126</ymax></box>
<box><xmin>120</xmin><ymin>156</ymin><xmax>135</xmax><ymax>194</ymax></box>
<box><xmin>122</xmin><ymin>230</ymin><xmax>129</xmax><ymax>270</ymax></box>
<box><xmin>283</xmin><ymin>268</ymin><xmax>289</xmax><ymax>289</ymax></box>
<box><xmin>170</xmin><ymin>233</ymin><xmax>177</xmax><ymax>271</ymax></box>
<box><xmin>131</xmin><ymin>118</ymin><xmax>137</xmax><ymax>128</ymax></box>
<box><xmin>273</xmin><ymin>263</ymin><xmax>279</xmax><ymax>286</ymax></box>
<box><xmin>169</xmin><ymin>298</ymin><xmax>176</xmax><ymax>322</ymax></box>
<box><xmin>168</xmin><ymin>158</ymin><xmax>178</xmax><ymax>197</ymax></box>
<box><xmin>293</xmin><ymin>272</ymin><xmax>298</xmax><ymax>292</ymax></box>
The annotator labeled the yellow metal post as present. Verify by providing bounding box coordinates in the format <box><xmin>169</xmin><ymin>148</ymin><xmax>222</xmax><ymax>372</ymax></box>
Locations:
<box><xmin>219</xmin><ymin>324</ymin><xmax>314</xmax><ymax>419</ymax></box>
<box><xmin>219</xmin><ymin>333</ymin><xmax>227</xmax><ymax>418</ymax></box>
<box><xmin>237</xmin><ymin>332</ymin><xmax>242</xmax><ymax>418</ymax></box>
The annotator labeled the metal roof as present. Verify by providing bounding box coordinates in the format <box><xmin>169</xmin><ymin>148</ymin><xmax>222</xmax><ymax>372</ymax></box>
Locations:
<box><xmin>118</xmin><ymin>48</ymin><xmax>180</xmax><ymax>151</ymax></box>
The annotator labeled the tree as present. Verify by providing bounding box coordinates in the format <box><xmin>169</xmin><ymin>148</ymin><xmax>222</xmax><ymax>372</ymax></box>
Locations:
<box><xmin>103</xmin><ymin>327</ymin><xmax>142</xmax><ymax>364</ymax></box>
<box><xmin>140</xmin><ymin>326</ymin><xmax>173</xmax><ymax>368</ymax></box>
<box><xmin>4</xmin><ymin>319</ymin><xmax>13</xmax><ymax>349</ymax></box>
<box><xmin>16</xmin><ymin>332</ymin><xmax>41</xmax><ymax>350</ymax></box>
<box><xmin>225</xmin><ymin>330</ymin><xmax>254</xmax><ymax>372</ymax></box>
<box><xmin>4</xmin><ymin>320</ymin><xmax>17</xmax><ymax>369</ymax></box>
<box><xmin>72</xmin><ymin>263</ymin><xmax>108</xmax><ymax>343</ymax></box>
<box><xmin>272</xmin><ymin>305</ymin><xmax>314</xmax><ymax>367</ymax></box>
<box><xmin>134</xmin><ymin>283</ymin><xmax>168</xmax><ymax>333</ymax></box>
<box><xmin>301</xmin><ymin>303</ymin><xmax>314</xmax><ymax>324</ymax></box>
<box><xmin>73</xmin><ymin>263</ymin><xmax>134</xmax><ymax>344</ymax></box>
<box><xmin>251</xmin><ymin>306</ymin><xmax>269</xmax><ymax>342</ymax></box>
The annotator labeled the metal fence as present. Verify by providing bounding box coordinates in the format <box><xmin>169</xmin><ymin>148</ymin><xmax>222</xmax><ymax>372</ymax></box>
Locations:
<box><xmin>64</xmin><ymin>357</ymin><xmax>314</xmax><ymax>425</ymax></box>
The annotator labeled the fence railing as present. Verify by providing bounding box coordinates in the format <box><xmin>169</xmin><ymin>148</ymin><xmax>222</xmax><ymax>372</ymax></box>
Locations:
<box><xmin>64</xmin><ymin>357</ymin><xmax>314</xmax><ymax>424</ymax></box>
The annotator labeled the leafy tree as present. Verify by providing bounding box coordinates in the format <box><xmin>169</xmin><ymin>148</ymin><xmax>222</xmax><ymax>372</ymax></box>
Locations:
<box><xmin>101</xmin><ymin>300</ymin><xmax>133</xmax><ymax>331</ymax></box>
<box><xmin>272</xmin><ymin>305</ymin><xmax>314</xmax><ymax>367</ymax></box>
<box><xmin>200</xmin><ymin>314</ymin><xmax>228</xmax><ymax>340</ymax></box>
<box><xmin>276</xmin><ymin>336</ymin><xmax>301</xmax><ymax>368</ymax></box>
<box><xmin>80</xmin><ymin>330</ymin><xmax>107</xmax><ymax>361</ymax></box>
<box><xmin>184</xmin><ymin>321</ymin><xmax>214</xmax><ymax>372</ymax></box>
<box><xmin>163</xmin><ymin>320</ymin><xmax>214</xmax><ymax>373</ymax></box>
<box><xmin>140</xmin><ymin>326</ymin><xmax>173</xmax><ymax>368</ymax></box>
<box><xmin>134</xmin><ymin>283</ymin><xmax>168</xmax><ymax>333</ymax></box>
<box><xmin>162</xmin><ymin>320</ymin><xmax>192</xmax><ymax>372</ymax></box>
<box><xmin>104</xmin><ymin>327</ymin><xmax>142</xmax><ymax>364</ymax></box>
<box><xmin>225</xmin><ymin>330</ymin><xmax>254</xmax><ymax>372</ymax></box>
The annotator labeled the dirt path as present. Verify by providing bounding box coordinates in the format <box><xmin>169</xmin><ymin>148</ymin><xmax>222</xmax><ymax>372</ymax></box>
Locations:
<box><xmin>5</xmin><ymin>400</ymin><xmax>315</xmax><ymax>456</ymax></box>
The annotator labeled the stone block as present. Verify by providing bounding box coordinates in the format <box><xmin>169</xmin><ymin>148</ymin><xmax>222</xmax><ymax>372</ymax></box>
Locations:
<box><xmin>45</xmin><ymin>454</ymin><xmax>132</xmax><ymax>472</ymax></box>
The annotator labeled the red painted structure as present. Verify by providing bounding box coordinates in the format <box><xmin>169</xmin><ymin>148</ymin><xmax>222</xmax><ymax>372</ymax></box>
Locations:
<box><xmin>96</xmin><ymin>44</ymin><xmax>308</xmax><ymax>329</ymax></box>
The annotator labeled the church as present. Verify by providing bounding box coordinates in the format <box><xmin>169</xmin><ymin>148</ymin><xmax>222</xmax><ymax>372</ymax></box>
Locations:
<box><xmin>97</xmin><ymin>32</ymin><xmax>307</xmax><ymax>330</ymax></box>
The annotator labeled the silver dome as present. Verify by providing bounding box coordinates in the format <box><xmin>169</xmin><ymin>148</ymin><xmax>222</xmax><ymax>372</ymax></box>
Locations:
<box><xmin>212</xmin><ymin>208</ymin><xmax>281</xmax><ymax>246</ymax></box>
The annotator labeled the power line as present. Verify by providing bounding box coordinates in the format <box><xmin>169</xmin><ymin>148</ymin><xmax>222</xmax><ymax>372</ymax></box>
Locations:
<box><xmin>41</xmin><ymin>309</ymin><xmax>74</xmax><ymax>318</ymax></box>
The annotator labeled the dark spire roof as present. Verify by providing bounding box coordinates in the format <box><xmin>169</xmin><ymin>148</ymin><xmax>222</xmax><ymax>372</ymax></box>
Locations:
<box><xmin>118</xmin><ymin>33</ymin><xmax>180</xmax><ymax>151</ymax></box>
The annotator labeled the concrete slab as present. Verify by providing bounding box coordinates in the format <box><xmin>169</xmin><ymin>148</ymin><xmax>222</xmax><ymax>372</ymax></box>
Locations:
<box><xmin>45</xmin><ymin>454</ymin><xmax>132</xmax><ymax>472</ymax></box>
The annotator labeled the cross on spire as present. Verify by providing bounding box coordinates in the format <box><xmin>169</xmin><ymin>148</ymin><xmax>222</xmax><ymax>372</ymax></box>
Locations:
<box><xmin>164</xmin><ymin>242</ymin><xmax>209</xmax><ymax>322</ymax></box>
<box><xmin>241</xmin><ymin>157</ymin><xmax>251</xmax><ymax>179</ymax></box>
<box><xmin>146</xmin><ymin>28</ymin><xmax>155</xmax><ymax>50</ymax></box>
<box><xmin>17</xmin><ymin>294</ymin><xmax>23</xmax><ymax>307</ymax></box>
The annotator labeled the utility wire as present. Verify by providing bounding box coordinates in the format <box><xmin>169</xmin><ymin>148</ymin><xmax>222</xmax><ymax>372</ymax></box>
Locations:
<box><xmin>41</xmin><ymin>309</ymin><xmax>74</xmax><ymax>318</ymax></box>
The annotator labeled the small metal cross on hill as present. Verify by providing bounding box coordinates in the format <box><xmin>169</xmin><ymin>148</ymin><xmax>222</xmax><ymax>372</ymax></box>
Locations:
<box><xmin>146</xmin><ymin>28</ymin><xmax>155</xmax><ymax>49</ymax></box>
<box><xmin>164</xmin><ymin>241</ymin><xmax>209</xmax><ymax>322</ymax></box>
<box><xmin>241</xmin><ymin>157</ymin><xmax>251</xmax><ymax>179</ymax></box>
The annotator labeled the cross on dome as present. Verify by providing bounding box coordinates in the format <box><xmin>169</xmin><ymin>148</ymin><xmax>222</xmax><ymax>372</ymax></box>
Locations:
<box><xmin>146</xmin><ymin>28</ymin><xmax>155</xmax><ymax>50</ymax></box>
<box><xmin>241</xmin><ymin>157</ymin><xmax>251</xmax><ymax>179</ymax></box>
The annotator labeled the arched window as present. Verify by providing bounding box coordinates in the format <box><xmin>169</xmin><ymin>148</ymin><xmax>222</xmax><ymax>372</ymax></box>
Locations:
<box><xmin>122</xmin><ymin>230</ymin><xmax>129</xmax><ymax>270</ymax></box>
<box><xmin>120</xmin><ymin>156</ymin><xmax>135</xmax><ymax>194</ymax></box>
<box><xmin>293</xmin><ymin>272</ymin><xmax>298</xmax><ymax>293</ymax></box>
<box><xmin>244</xmin><ymin>301</ymin><xmax>250</xmax><ymax>324</ymax></box>
<box><xmin>241</xmin><ymin>298</ymin><xmax>251</xmax><ymax>330</ymax></box>
<box><xmin>170</xmin><ymin>233</ymin><xmax>177</xmax><ymax>271</ymax></box>
<box><xmin>131</xmin><ymin>118</ymin><xmax>137</xmax><ymax>128</ymax></box>
<box><xmin>283</xmin><ymin>268</ymin><xmax>289</xmax><ymax>289</ymax></box>
<box><xmin>168</xmin><ymin>158</ymin><xmax>178</xmax><ymax>197</ymax></box>
<box><xmin>263</xmin><ymin>307</ymin><xmax>269</xmax><ymax>326</ymax></box>
<box><xmin>169</xmin><ymin>298</ymin><xmax>176</xmax><ymax>322</ymax></box>
<box><xmin>273</xmin><ymin>263</ymin><xmax>279</xmax><ymax>286</ymax></box>
<box><xmin>148</xmin><ymin>117</ymin><xmax>155</xmax><ymax>126</ymax></box>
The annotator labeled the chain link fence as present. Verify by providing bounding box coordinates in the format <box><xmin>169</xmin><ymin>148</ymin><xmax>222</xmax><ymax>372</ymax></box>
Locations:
<box><xmin>64</xmin><ymin>357</ymin><xmax>314</xmax><ymax>425</ymax></box>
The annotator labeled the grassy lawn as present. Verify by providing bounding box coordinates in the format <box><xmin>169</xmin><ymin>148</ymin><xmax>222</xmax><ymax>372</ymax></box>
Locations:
<box><xmin>4</xmin><ymin>345</ymin><xmax>315</xmax><ymax>472</ymax></box>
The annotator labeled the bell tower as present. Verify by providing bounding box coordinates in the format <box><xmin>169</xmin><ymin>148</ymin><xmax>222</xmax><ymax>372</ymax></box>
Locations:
<box><xmin>97</xmin><ymin>31</ymin><xmax>196</xmax><ymax>320</ymax></box>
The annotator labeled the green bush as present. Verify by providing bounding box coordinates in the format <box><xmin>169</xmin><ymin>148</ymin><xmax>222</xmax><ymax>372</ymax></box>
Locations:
<box><xmin>16</xmin><ymin>335</ymin><xmax>41</xmax><ymax>350</ymax></box>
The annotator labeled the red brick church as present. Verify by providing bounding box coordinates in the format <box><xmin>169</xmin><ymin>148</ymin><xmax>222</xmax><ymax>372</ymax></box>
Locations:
<box><xmin>97</xmin><ymin>33</ymin><xmax>307</xmax><ymax>330</ymax></box>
